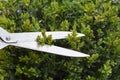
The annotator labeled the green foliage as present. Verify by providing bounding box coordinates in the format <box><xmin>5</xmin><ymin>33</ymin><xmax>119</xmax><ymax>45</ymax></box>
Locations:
<box><xmin>37</xmin><ymin>29</ymin><xmax>53</xmax><ymax>46</ymax></box>
<box><xmin>98</xmin><ymin>60</ymin><xmax>116</xmax><ymax>79</ymax></box>
<box><xmin>60</xmin><ymin>20</ymin><xmax>69</xmax><ymax>30</ymax></box>
<box><xmin>0</xmin><ymin>0</ymin><xmax>120</xmax><ymax>80</ymax></box>
<box><xmin>67</xmin><ymin>21</ymin><xmax>84</xmax><ymax>50</ymax></box>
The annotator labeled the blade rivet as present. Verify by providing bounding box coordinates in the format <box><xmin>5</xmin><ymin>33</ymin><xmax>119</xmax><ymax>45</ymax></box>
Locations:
<box><xmin>6</xmin><ymin>37</ymin><xmax>10</xmax><ymax>41</ymax></box>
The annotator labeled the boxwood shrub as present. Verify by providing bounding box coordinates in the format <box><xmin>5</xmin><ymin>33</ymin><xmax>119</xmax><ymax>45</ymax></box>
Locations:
<box><xmin>0</xmin><ymin>0</ymin><xmax>120</xmax><ymax>80</ymax></box>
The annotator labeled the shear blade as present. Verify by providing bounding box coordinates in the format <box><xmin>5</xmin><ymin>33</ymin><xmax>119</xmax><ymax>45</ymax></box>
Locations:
<box><xmin>0</xmin><ymin>40</ymin><xmax>8</xmax><ymax>49</ymax></box>
<box><xmin>10</xmin><ymin>31</ymin><xmax>85</xmax><ymax>42</ymax></box>
<box><xmin>11</xmin><ymin>42</ymin><xmax>89</xmax><ymax>57</ymax></box>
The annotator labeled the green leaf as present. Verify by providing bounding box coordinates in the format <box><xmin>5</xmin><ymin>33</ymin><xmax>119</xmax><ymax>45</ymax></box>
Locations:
<box><xmin>60</xmin><ymin>20</ymin><xmax>69</xmax><ymax>30</ymax></box>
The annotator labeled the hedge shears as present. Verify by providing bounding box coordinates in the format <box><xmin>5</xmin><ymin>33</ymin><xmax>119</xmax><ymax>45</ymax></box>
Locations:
<box><xmin>0</xmin><ymin>27</ymin><xmax>89</xmax><ymax>57</ymax></box>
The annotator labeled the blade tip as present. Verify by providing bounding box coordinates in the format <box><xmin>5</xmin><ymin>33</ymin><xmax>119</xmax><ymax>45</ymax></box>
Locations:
<box><xmin>77</xmin><ymin>33</ymin><xmax>85</xmax><ymax>37</ymax></box>
<box><xmin>74</xmin><ymin>54</ymin><xmax>90</xmax><ymax>58</ymax></box>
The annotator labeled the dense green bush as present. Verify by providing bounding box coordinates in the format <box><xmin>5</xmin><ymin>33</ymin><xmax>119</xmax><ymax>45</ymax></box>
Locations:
<box><xmin>0</xmin><ymin>0</ymin><xmax>120</xmax><ymax>80</ymax></box>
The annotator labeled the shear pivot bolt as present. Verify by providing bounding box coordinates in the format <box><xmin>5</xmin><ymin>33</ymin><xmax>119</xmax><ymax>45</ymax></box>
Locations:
<box><xmin>6</xmin><ymin>37</ymin><xmax>10</xmax><ymax>41</ymax></box>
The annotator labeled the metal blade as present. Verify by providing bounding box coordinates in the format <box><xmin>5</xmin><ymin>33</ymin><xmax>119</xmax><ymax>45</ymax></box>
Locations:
<box><xmin>9</xmin><ymin>32</ymin><xmax>85</xmax><ymax>42</ymax></box>
<box><xmin>10</xmin><ymin>42</ymin><xmax>89</xmax><ymax>57</ymax></box>
<box><xmin>0</xmin><ymin>27</ymin><xmax>11</xmax><ymax>42</ymax></box>
<box><xmin>0</xmin><ymin>27</ymin><xmax>9</xmax><ymax>37</ymax></box>
<box><xmin>0</xmin><ymin>40</ymin><xmax>8</xmax><ymax>49</ymax></box>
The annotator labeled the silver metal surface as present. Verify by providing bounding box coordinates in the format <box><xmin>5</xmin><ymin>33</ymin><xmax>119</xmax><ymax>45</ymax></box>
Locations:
<box><xmin>9</xmin><ymin>31</ymin><xmax>84</xmax><ymax>43</ymax></box>
<box><xmin>0</xmin><ymin>27</ymin><xmax>89</xmax><ymax>57</ymax></box>
<box><xmin>10</xmin><ymin>42</ymin><xmax>89</xmax><ymax>57</ymax></box>
<box><xmin>0</xmin><ymin>40</ymin><xmax>8</xmax><ymax>49</ymax></box>
<box><xmin>0</xmin><ymin>27</ymin><xmax>10</xmax><ymax>41</ymax></box>
<box><xmin>0</xmin><ymin>27</ymin><xmax>16</xmax><ymax>43</ymax></box>
<box><xmin>0</xmin><ymin>27</ymin><xmax>9</xmax><ymax>37</ymax></box>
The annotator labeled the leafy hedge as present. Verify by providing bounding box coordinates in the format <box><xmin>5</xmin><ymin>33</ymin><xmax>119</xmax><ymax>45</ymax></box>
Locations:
<box><xmin>0</xmin><ymin>0</ymin><xmax>120</xmax><ymax>80</ymax></box>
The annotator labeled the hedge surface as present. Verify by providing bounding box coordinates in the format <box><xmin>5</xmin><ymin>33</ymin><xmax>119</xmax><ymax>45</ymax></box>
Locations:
<box><xmin>0</xmin><ymin>0</ymin><xmax>120</xmax><ymax>80</ymax></box>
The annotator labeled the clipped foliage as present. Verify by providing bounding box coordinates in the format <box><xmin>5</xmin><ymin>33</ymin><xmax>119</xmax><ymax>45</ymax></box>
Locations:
<box><xmin>0</xmin><ymin>0</ymin><xmax>120</xmax><ymax>80</ymax></box>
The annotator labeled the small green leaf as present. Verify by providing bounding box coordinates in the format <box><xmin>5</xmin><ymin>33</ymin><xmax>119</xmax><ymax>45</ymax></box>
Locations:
<box><xmin>36</xmin><ymin>35</ymin><xmax>45</xmax><ymax>46</ymax></box>
<box><xmin>60</xmin><ymin>20</ymin><xmax>69</xmax><ymax>30</ymax></box>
